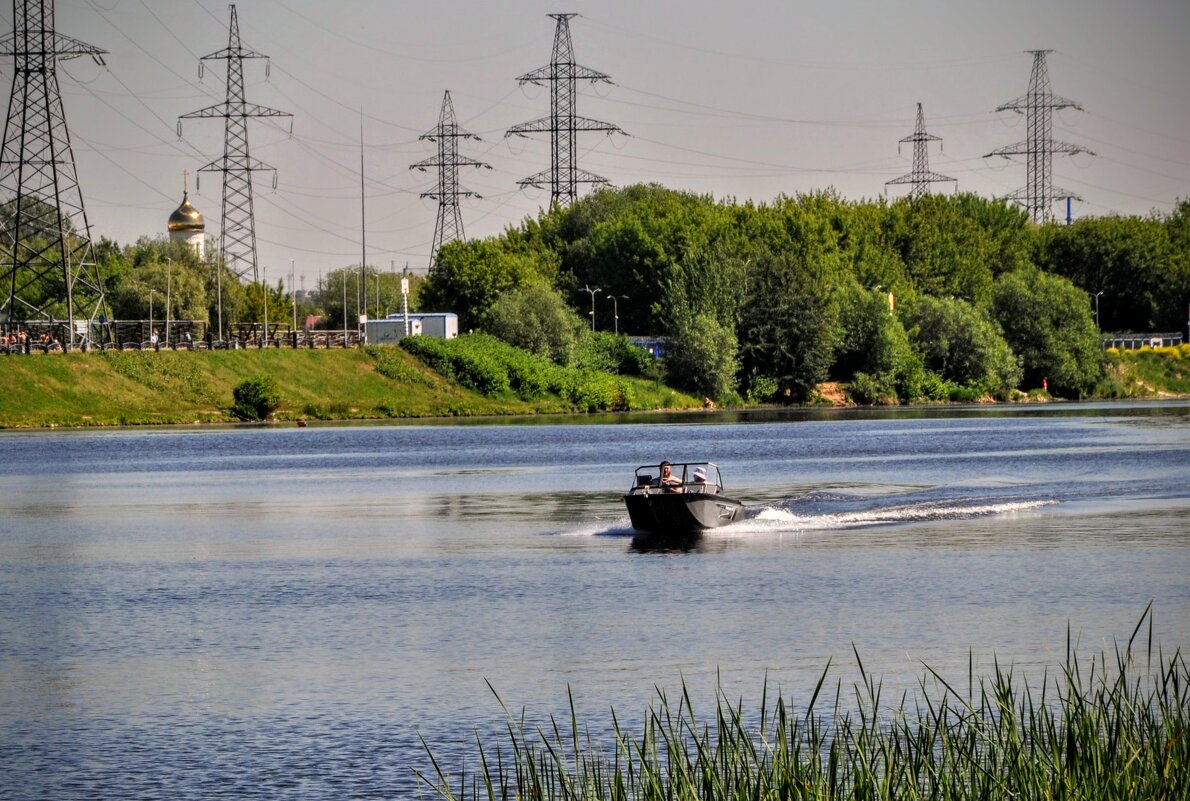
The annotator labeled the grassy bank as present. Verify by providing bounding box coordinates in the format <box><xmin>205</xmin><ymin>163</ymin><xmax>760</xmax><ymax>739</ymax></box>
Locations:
<box><xmin>419</xmin><ymin>613</ymin><xmax>1187</xmax><ymax>800</ymax></box>
<box><xmin>0</xmin><ymin>346</ymin><xmax>699</xmax><ymax>428</ymax></box>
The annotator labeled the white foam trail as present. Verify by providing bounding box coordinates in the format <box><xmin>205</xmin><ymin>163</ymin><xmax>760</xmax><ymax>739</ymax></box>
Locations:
<box><xmin>559</xmin><ymin>517</ymin><xmax>635</xmax><ymax>537</ymax></box>
<box><xmin>715</xmin><ymin>499</ymin><xmax>1056</xmax><ymax>535</ymax></box>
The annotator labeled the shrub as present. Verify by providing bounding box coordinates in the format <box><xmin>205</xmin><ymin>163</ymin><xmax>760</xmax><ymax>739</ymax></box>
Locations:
<box><xmin>232</xmin><ymin>375</ymin><xmax>281</xmax><ymax>420</ymax></box>
<box><xmin>577</xmin><ymin>332</ymin><xmax>654</xmax><ymax>376</ymax></box>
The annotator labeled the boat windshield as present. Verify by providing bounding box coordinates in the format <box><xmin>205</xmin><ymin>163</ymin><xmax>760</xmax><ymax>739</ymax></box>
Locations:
<box><xmin>629</xmin><ymin>462</ymin><xmax>723</xmax><ymax>494</ymax></box>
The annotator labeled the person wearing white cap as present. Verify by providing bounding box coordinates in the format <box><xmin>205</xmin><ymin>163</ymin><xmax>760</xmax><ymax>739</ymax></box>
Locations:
<box><xmin>692</xmin><ymin>466</ymin><xmax>716</xmax><ymax>493</ymax></box>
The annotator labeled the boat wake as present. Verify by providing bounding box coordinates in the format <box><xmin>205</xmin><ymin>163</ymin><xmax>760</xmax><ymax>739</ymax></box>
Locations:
<box><xmin>567</xmin><ymin>495</ymin><xmax>1056</xmax><ymax>539</ymax></box>
<box><xmin>719</xmin><ymin>497</ymin><xmax>1055</xmax><ymax>535</ymax></box>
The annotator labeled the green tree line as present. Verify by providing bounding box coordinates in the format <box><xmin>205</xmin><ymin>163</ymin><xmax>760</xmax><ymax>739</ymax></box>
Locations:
<box><xmin>419</xmin><ymin>185</ymin><xmax>1190</xmax><ymax>402</ymax></box>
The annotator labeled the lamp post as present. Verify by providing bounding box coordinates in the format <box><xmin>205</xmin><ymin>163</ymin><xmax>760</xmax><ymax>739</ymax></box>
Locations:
<box><xmin>262</xmin><ymin>266</ymin><xmax>269</xmax><ymax>346</ymax></box>
<box><xmin>607</xmin><ymin>294</ymin><xmax>628</xmax><ymax>335</ymax></box>
<box><xmin>1094</xmin><ymin>290</ymin><xmax>1104</xmax><ymax>331</ymax></box>
<box><xmin>290</xmin><ymin>258</ymin><xmax>297</xmax><ymax>345</ymax></box>
<box><xmin>164</xmin><ymin>257</ymin><xmax>172</xmax><ymax>347</ymax></box>
<box><xmin>148</xmin><ymin>289</ymin><xmax>155</xmax><ymax>344</ymax></box>
<box><xmin>584</xmin><ymin>284</ymin><xmax>601</xmax><ymax>331</ymax></box>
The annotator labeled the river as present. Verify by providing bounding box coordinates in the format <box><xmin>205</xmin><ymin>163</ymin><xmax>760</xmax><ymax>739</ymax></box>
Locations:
<box><xmin>1</xmin><ymin>401</ymin><xmax>1187</xmax><ymax>798</ymax></box>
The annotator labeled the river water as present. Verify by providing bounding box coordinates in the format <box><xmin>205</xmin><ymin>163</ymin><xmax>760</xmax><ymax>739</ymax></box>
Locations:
<box><xmin>1</xmin><ymin>402</ymin><xmax>1188</xmax><ymax>798</ymax></box>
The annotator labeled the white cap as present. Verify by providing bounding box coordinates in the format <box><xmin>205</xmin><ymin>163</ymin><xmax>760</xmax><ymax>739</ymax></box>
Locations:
<box><xmin>693</xmin><ymin>467</ymin><xmax>707</xmax><ymax>481</ymax></box>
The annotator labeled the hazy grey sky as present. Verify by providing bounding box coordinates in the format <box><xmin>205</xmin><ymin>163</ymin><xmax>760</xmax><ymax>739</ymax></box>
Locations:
<box><xmin>8</xmin><ymin>0</ymin><xmax>1189</xmax><ymax>285</ymax></box>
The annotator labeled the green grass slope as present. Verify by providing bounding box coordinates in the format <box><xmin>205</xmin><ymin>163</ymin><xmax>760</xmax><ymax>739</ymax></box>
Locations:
<box><xmin>0</xmin><ymin>346</ymin><xmax>698</xmax><ymax>428</ymax></box>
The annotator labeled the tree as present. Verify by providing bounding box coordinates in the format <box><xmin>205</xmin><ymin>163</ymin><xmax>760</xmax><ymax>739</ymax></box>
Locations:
<box><xmin>888</xmin><ymin>194</ymin><xmax>998</xmax><ymax>307</ymax></box>
<box><xmin>558</xmin><ymin>184</ymin><xmax>733</xmax><ymax>335</ymax></box>
<box><xmin>992</xmin><ymin>267</ymin><xmax>1102</xmax><ymax>397</ymax></box>
<box><xmin>900</xmin><ymin>295</ymin><xmax>1022</xmax><ymax>397</ymax></box>
<box><xmin>1037</xmin><ymin>215</ymin><xmax>1178</xmax><ymax>332</ymax></box>
<box><xmin>420</xmin><ymin>239</ymin><xmax>551</xmax><ymax>330</ymax></box>
<box><xmin>481</xmin><ymin>283</ymin><xmax>587</xmax><ymax>366</ymax></box>
<box><xmin>102</xmin><ymin>237</ymin><xmax>211</xmax><ymax>325</ymax></box>
<box><xmin>836</xmin><ymin>284</ymin><xmax>927</xmax><ymax>403</ymax></box>
<box><xmin>738</xmin><ymin>246</ymin><xmax>843</xmax><ymax>403</ymax></box>
<box><xmin>665</xmin><ymin>311</ymin><xmax>739</xmax><ymax>401</ymax></box>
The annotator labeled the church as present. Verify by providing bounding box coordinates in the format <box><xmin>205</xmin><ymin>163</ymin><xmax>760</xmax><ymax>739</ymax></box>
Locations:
<box><xmin>167</xmin><ymin>174</ymin><xmax>205</xmax><ymax>257</ymax></box>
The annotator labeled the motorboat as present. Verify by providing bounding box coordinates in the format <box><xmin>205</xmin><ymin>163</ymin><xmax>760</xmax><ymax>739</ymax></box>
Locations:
<box><xmin>623</xmin><ymin>461</ymin><xmax>744</xmax><ymax>536</ymax></box>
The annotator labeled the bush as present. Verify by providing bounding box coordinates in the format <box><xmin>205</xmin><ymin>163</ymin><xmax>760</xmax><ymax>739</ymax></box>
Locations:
<box><xmin>232</xmin><ymin>375</ymin><xmax>281</xmax><ymax>420</ymax></box>
<box><xmin>577</xmin><ymin>332</ymin><xmax>654</xmax><ymax>376</ymax></box>
<box><xmin>400</xmin><ymin>333</ymin><xmax>640</xmax><ymax>412</ymax></box>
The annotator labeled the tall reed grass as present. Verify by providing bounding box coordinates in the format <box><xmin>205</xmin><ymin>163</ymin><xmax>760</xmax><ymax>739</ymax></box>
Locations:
<box><xmin>418</xmin><ymin>608</ymin><xmax>1187</xmax><ymax>800</ymax></box>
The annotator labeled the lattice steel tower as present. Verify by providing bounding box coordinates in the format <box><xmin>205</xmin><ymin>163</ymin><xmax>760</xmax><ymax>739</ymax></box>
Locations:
<box><xmin>986</xmin><ymin>50</ymin><xmax>1092</xmax><ymax>223</ymax></box>
<box><xmin>886</xmin><ymin>103</ymin><xmax>955</xmax><ymax>200</ymax></box>
<box><xmin>505</xmin><ymin>13</ymin><xmax>623</xmax><ymax>206</ymax></box>
<box><xmin>178</xmin><ymin>4</ymin><xmax>291</xmax><ymax>283</ymax></box>
<box><xmin>0</xmin><ymin>0</ymin><xmax>108</xmax><ymax>340</ymax></box>
<box><xmin>410</xmin><ymin>91</ymin><xmax>490</xmax><ymax>269</ymax></box>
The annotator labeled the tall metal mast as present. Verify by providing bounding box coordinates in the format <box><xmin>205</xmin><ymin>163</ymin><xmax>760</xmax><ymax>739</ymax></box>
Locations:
<box><xmin>986</xmin><ymin>50</ymin><xmax>1092</xmax><ymax>223</ymax></box>
<box><xmin>178</xmin><ymin>4</ymin><xmax>291</xmax><ymax>283</ymax></box>
<box><xmin>0</xmin><ymin>0</ymin><xmax>108</xmax><ymax>342</ymax></box>
<box><xmin>885</xmin><ymin>103</ymin><xmax>955</xmax><ymax>200</ymax></box>
<box><xmin>411</xmin><ymin>90</ymin><xmax>490</xmax><ymax>269</ymax></box>
<box><xmin>505</xmin><ymin>13</ymin><xmax>623</xmax><ymax>206</ymax></box>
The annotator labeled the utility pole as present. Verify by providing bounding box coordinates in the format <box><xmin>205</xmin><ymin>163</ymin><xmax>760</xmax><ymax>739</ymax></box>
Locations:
<box><xmin>986</xmin><ymin>50</ymin><xmax>1092</xmax><ymax>224</ymax></box>
<box><xmin>411</xmin><ymin>91</ymin><xmax>490</xmax><ymax>269</ymax></box>
<box><xmin>179</xmin><ymin>5</ymin><xmax>292</xmax><ymax>283</ymax></box>
<box><xmin>0</xmin><ymin>0</ymin><xmax>109</xmax><ymax>346</ymax></box>
<box><xmin>885</xmin><ymin>103</ymin><xmax>955</xmax><ymax>200</ymax></box>
<box><xmin>506</xmin><ymin>13</ymin><xmax>624</xmax><ymax>206</ymax></box>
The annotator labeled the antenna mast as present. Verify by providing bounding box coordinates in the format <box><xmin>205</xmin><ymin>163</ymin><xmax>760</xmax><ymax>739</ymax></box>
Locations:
<box><xmin>505</xmin><ymin>13</ymin><xmax>623</xmax><ymax>206</ymax></box>
<box><xmin>0</xmin><ymin>0</ymin><xmax>108</xmax><ymax>344</ymax></box>
<box><xmin>178</xmin><ymin>4</ymin><xmax>292</xmax><ymax>283</ymax></box>
<box><xmin>411</xmin><ymin>91</ymin><xmax>490</xmax><ymax>269</ymax></box>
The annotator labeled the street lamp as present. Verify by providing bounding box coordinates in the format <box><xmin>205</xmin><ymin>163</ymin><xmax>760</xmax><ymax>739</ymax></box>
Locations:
<box><xmin>148</xmin><ymin>289</ymin><xmax>155</xmax><ymax>344</ymax></box>
<box><xmin>607</xmin><ymin>294</ymin><xmax>628</xmax><ymax>335</ymax></box>
<box><xmin>290</xmin><ymin>258</ymin><xmax>297</xmax><ymax>345</ymax></box>
<box><xmin>164</xmin><ymin>257</ymin><xmax>172</xmax><ymax>347</ymax></box>
<box><xmin>1094</xmin><ymin>290</ymin><xmax>1105</xmax><ymax>331</ymax></box>
<box><xmin>262</xmin><ymin>266</ymin><xmax>269</xmax><ymax>346</ymax></box>
<box><xmin>584</xmin><ymin>284</ymin><xmax>601</xmax><ymax>331</ymax></box>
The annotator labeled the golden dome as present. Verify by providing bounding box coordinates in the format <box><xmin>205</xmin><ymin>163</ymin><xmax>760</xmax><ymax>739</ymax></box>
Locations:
<box><xmin>168</xmin><ymin>191</ymin><xmax>204</xmax><ymax>232</ymax></box>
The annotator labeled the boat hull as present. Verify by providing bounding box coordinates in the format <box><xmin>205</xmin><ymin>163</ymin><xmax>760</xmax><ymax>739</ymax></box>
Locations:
<box><xmin>623</xmin><ymin>491</ymin><xmax>744</xmax><ymax>535</ymax></box>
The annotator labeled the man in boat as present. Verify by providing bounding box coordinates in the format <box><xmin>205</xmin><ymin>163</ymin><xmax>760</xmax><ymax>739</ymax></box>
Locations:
<box><xmin>656</xmin><ymin>461</ymin><xmax>684</xmax><ymax>493</ymax></box>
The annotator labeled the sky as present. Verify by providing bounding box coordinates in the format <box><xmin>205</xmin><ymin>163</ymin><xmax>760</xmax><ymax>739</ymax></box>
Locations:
<box><xmin>5</xmin><ymin>0</ymin><xmax>1189</xmax><ymax>288</ymax></box>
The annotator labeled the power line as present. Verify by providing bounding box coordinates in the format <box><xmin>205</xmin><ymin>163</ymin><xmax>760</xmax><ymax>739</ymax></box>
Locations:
<box><xmin>985</xmin><ymin>50</ymin><xmax>1093</xmax><ymax>223</ymax></box>
<box><xmin>0</xmin><ymin>0</ymin><xmax>108</xmax><ymax>340</ymax></box>
<box><xmin>410</xmin><ymin>91</ymin><xmax>491</xmax><ymax>268</ymax></box>
<box><xmin>506</xmin><ymin>13</ymin><xmax>624</xmax><ymax>206</ymax></box>
<box><xmin>886</xmin><ymin>103</ymin><xmax>956</xmax><ymax>200</ymax></box>
<box><xmin>178</xmin><ymin>4</ymin><xmax>292</xmax><ymax>283</ymax></box>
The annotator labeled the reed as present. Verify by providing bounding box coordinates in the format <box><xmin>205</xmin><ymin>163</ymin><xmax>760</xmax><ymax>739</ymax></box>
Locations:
<box><xmin>418</xmin><ymin>609</ymin><xmax>1187</xmax><ymax>800</ymax></box>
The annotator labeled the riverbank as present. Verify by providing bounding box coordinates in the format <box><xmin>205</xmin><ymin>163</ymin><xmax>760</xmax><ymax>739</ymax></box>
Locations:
<box><xmin>1</xmin><ymin>344</ymin><xmax>1185</xmax><ymax>429</ymax></box>
<box><xmin>0</xmin><ymin>346</ymin><xmax>700</xmax><ymax>428</ymax></box>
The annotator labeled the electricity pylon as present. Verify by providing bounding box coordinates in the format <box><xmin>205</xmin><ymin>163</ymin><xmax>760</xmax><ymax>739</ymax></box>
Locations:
<box><xmin>410</xmin><ymin>91</ymin><xmax>490</xmax><ymax>269</ymax></box>
<box><xmin>886</xmin><ymin>103</ymin><xmax>955</xmax><ymax>200</ymax></box>
<box><xmin>178</xmin><ymin>4</ymin><xmax>291</xmax><ymax>283</ymax></box>
<box><xmin>0</xmin><ymin>0</ymin><xmax>108</xmax><ymax>343</ymax></box>
<box><xmin>505</xmin><ymin>13</ymin><xmax>623</xmax><ymax>206</ymax></box>
<box><xmin>986</xmin><ymin>50</ymin><xmax>1092</xmax><ymax>223</ymax></box>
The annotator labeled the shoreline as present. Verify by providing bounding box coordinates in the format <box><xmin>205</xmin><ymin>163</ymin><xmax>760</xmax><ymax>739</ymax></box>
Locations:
<box><xmin>5</xmin><ymin>394</ymin><xmax>1188</xmax><ymax>434</ymax></box>
<box><xmin>2</xmin><ymin>345</ymin><xmax>1186</xmax><ymax>431</ymax></box>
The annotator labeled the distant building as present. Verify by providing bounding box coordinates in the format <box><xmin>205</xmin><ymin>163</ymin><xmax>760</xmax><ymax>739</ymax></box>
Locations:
<box><xmin>366</xmin><ymin>312</ymin><xmax>458</xmax><ymax>344</ymax></box>
<box><xmin>167</xmin><ymin>184</ymin><xmax>205</xmax><ymax>258</ymax></box>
